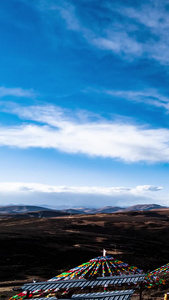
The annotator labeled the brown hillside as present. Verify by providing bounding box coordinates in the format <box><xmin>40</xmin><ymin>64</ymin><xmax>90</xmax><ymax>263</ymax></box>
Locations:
<box><xmin>1</xmin><ymin>209</ymin><xmax>169</xmax><ymax>299</ymax></box>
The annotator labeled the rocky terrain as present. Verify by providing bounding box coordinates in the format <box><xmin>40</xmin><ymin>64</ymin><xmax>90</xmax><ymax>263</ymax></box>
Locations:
<box><xmin>1</xmin><ymin>208</ymin><xmax>169</xmax><ymax>299</ymax></box>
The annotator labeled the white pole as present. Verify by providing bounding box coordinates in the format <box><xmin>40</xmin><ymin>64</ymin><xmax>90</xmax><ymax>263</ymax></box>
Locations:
<box><xmin>103</xmin><ymin>249</ymin><xmax>106</xmax><ymax>256</ymax></box>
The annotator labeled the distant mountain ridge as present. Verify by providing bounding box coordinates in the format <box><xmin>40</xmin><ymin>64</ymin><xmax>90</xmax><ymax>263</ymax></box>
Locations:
<box><xmin>0</xmin><ymin>205</ymin><xmax>69</xmax><ymax>218</ymax></box>
<box><xmin>0</xmin><ymin>203</ymin><xmax>167</xmax><ymax>218</ymax></box>
<box><xmin>0</xmin><ymin>205</ymin><xmax>52</xmax><ymax>214</ymax></box>
<box><xmin>62</xmin><ymin>204</ymin><xmax>167</xmax><ymax>214</ymax></box>
<box><xmin>62</xmin><ymin>206</ymin><xmax>124</xmax><ymax>214</ymax></box>
<box><xmin>123</xmin><ymin>204</ymin><xmax>165</xmax><ymax>211</ymax></box>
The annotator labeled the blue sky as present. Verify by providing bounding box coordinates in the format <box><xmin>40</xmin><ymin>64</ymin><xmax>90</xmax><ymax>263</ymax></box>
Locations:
<box><xmin>1</xmin><ymin>0</ymin><xmax>169</xmax><ymax>208</ymax></box>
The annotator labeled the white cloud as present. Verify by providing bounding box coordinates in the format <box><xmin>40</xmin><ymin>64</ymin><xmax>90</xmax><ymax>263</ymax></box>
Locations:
<box><xmin>131</xmin><ymin>185</ymin><xmax>162</xmax><ymax>193</ymax></box>
<box><xmin>1</xmin><ymin>104</ymin><xmax>169</xmax><ymax>163</ymax></box>
<box><xmin>0</xmin><ymin>182</ymin><xmax>165</xmax><ymax>207</ymax></box>
<box><xmin>0</xmin><ymin>182</ymin><xmax>162</xmax><ymax>195</ymax></box>
<box><xmin>0</xmin><ymin>87</ymin><xmax>35</xmax><ymax>98</ymax></box>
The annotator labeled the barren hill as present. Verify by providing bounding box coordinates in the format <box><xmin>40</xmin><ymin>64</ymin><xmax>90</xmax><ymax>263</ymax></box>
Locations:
<box><xmin>1</xmin><ymin>209</ymin><xmax>169</xmax><ymax>299</ymax></box>
<box><xmin>0</xmin><ymin>209</ymin><xmax>169</xmax><ymax>280</ymax></box>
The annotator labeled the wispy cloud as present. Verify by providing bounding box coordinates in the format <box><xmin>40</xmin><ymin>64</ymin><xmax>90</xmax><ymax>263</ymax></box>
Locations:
<box><xmin>88</xmin><ymin>88</ymin><xmax>169</xmax><ymax>112</ymax></box>
<box><xmin>56</xmin><ymin>2</ymin><xmax>81</xmax><ymax>31</ymax></box>
<box><xmin>92</xmin><ymin>34</ymin><xmax>142</xmax><ymax>57</ymax></box>
<box><xmin>93</xmin><ymin>1</ymin><xmax>169</xmax><ymax>64</ymax></box>
<box><xmin>112</xmin><ymin>1</ymin><xmax>169</xmax><ymax>64</ymax></box>
<box><xmin>0</xmin><ymin>87</ymin><xmax>36</xmax><ymax>98</ymax></box>
<box><xmin>26</xmin><ymin>0</ymin><xmax>169</xmax><ymax>65</ymax></box>
<box><xmin>91</xmin><ymin>1</ymin><xmax>169</xmax><ymax>64</ymax></box>
<box><xmin>1</xmin><ymin>103</ymin><xmax>169</xmax><ymax>163</ymax></box>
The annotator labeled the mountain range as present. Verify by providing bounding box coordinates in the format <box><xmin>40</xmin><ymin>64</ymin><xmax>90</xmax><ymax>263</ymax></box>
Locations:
<box><xmin>61</xmin><ymin>204</ymin><xmax>167</xmax><ymax>214</ymax></box>
<box><xmin>0</xmin><ymin>203</ymin><xmax>167</xmax><ymax>218</ymax></box>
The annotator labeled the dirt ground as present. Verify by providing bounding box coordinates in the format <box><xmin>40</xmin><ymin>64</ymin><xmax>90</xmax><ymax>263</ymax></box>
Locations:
<box><xmin>1</xmin><ymin>209</ymin><xmax>169</xmax><ymax>299</ymax></box>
